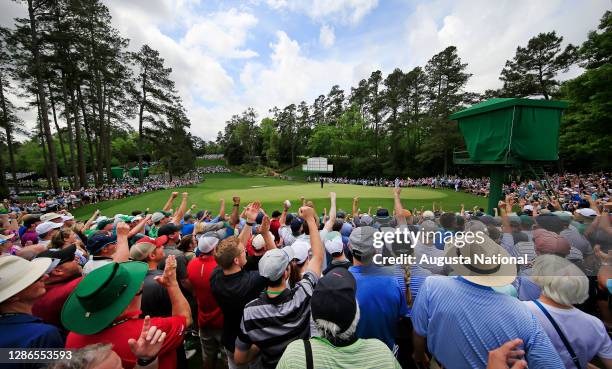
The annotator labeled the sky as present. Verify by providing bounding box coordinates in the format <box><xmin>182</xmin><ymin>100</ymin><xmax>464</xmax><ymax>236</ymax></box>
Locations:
<box><xmin>1</xmin><ymin>0</ymin><xmax>609</xmax><ymax>141</ymax></box>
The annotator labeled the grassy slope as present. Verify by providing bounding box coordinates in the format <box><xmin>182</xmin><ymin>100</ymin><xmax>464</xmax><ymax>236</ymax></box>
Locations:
<box><xmin>71</xmin><ymin>172</ymin><xmax>486</xmax><ymax>220</ymax></box>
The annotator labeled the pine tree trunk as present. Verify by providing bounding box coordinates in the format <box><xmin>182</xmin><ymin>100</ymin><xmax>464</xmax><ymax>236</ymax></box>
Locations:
<box><xmin>92</xmin><ymin>102</ymin><xmax>103</xmax><ymax>185</ymax></box>
<box><xmin>53</xmin><ymin>4</ymin><xmax>78</xmax><ymax>189</ymax></box>
<box><xmin>28</xmin><ymin>0</ymin><xmax>60</xmax><ymax>193</ymax></box>
<box><xmin>0</xmin><ymin>72</ymin><xmax>17</xmax><ymax>194</ymax></box>
<box><xmin>37</xmin><ymin>99</ymin><xmax>51</xmax><ymax>188</ymax></box>
<box><xmin>77</xmin><ymin>85</ymin><xmax>93</xmax><ymax>187</ymax></box>
<box><xmin>47</xmin><ymin>80</ymin><xmax>72</xmax><ymax>188</ymax></box>
<box><xmin>137</xmin><ymin>69</ymin><xmax>147</xmax><ymax>187</ymax></box>
<box><xmin>0</xmin><ymin>138</ymin><xmax>8</xmax><ymax>197</ymax></box>
<box><xmin>105</xmin><ymin>94</ymin><xmax>112</xmax><ymax>185</ymax></box>
<box><xmin>60</xmin><ymin>74</ymin><xmax>79</xmax><ymax>189</ymax></box>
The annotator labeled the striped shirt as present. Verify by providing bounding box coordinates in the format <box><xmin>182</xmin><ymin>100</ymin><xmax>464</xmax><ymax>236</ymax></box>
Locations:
<box><xmin>276</xmin><ymin>337</ymin><xmax>402</xmax><ymax>369</ymax></box>
<box><xmin>412</xmin><ymin>276</ymin><xmax>564</xmax><ymax>369</ymax></box>
<box><xmin>236</xmin><ymin>270</ymin><xmax>318</xmax><ymax>369</ymax></box>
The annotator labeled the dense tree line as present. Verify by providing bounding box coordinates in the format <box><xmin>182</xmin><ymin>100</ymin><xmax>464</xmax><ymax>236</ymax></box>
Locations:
<box><xmin>219</xmin><ymin>10</ymin><xmax>611</xmax><ymax>178</ymax></box>
<box><xmin>0</xmin><ymin>0</ymin><xmax>196</xmax><ymax>197</ymax></box>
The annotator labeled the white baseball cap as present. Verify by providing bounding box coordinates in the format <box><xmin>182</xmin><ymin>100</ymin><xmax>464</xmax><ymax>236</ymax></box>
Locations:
<box><xmin>35</xmin><ymin>221</ymin><xmax>63</xmax><ymax>235</ymax></box>
<box><xmin>290</xmin><ymin>239</ymin><xmax>311</xmax><ymax>264</ymax></box>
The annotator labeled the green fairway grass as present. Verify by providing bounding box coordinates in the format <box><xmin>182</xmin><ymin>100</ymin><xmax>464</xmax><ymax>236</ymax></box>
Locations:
<box><xmin>71</xmin><ymin>173</ymin><xmax>487</xmax><ymax>220</ymax></box>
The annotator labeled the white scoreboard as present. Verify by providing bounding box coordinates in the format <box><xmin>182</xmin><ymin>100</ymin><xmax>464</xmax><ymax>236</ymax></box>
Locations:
<box><xmin>302</xmin><ymin>157</ymin><xmax>333</xmax><ymax>173</ymax></box>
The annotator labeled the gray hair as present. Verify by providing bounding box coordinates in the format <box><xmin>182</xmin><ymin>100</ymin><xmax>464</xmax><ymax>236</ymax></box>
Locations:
<box><xmin>530</xmin><ymin>254</ymin><xmax>589</xmax><ymax>305</ymax></box>
<box><xmin>315</xmin><ymin>304</ymin><xmax>360</xmax><ymax>341</ymax></box>
<box><xmin>464</xmin><ymin>220</ymin><xmax>488</xmax><ymax>235</ymax></box>
<box><xmin>47</xmin><ymin>344</ymin><xmax>114</xmax><ymax>369</ymax></box>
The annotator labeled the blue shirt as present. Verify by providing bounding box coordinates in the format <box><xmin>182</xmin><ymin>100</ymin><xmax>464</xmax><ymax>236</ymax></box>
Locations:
<box><xmin>349</xmin><ymin>264</ymin><xmax>409</xmax><ymax>349</ymax></box>
<box><xmin>181</xmin><ymin>223</ymin><xmax>194</xmax><ymax>236</ymax></box>
<box><xmin>411</xmin><ymin>276</ymin><xmax>563</xmax><ymax>369</ymax></box>
<box><xmin>0</xmin><ymin>313</ymin><xmax>64</xmax><ymax>365</ymax></box>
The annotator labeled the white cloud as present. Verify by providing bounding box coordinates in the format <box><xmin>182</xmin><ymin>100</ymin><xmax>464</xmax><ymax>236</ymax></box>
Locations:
<box><xmin>319</xmin><ymin>24</ymin><xmax>335</xmax><ymax>48</ymax></box>
<box><xmin>267</xmin><ymin>0</ymin><xmax>379</xmax><ymax>25</ymax></box>
<box><xmin>181</xmin><ymin>9</ymin><xmax>259</xmax><ymax>59</ymax></box>
<box><xmin>238</xmin><ymin>31</ymin><xmax>363</xmax><ymax>121</ymax></box>
<box><xmin>403</xmin><ymin>0</ymin><xmax>610</xmax><ymax>92</ymax></box>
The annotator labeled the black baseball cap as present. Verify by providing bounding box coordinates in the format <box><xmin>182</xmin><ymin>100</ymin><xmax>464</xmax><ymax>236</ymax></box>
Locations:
<box><xmin>157</xmin><ymin>223</ymin><xmax>182</xmax><ymax>237</ymax></box>
<box><xmin>311</xmin><ymin>267</ymin><xmax>357</xmax><ymax>332</ymax></box>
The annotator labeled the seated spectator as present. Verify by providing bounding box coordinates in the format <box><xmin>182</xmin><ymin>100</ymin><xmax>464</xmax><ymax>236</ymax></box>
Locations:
<box><xmin>277</xmin><ymin>267</ymin><xmax>401</xmax><ymax>369</ymax></box>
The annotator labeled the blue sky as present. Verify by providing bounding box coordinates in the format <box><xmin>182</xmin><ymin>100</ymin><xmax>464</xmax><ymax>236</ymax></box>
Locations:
<box><xmin>1</xmin><ymin>0</ymin><xmax>609</xmax><ymax>140</ymax></box>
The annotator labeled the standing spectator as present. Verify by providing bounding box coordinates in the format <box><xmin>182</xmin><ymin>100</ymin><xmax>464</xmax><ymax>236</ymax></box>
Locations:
<box><xmin>0</xmin><ymin>256</ymin><xmax>64</xmax><ymax>358</ymax></box>
<box><xmin>32</xmin><ymin>245</ymin><xmax>83</xmax><ymax>331</ymax></box>
<box><xmin>524</xmin><ymin>255</ymin><xmax>612</xmax><ymax>369</ymax></box>
<box><xmin>210</xmin><ymin>202</ymin><xmax>268</xmax><ymax>369</ymax></box>
<box><xmin>277</xmin><ymin>267</ymin><xmax>401</xmax><ymax>369</ymax></box>
<box><xmin>157</xmin><ymin>224</ymin><xmax>190</xmax><ymax>291</ymax></box>
<box><xmin>234</xmin><ymin>206</ymin><xmax>324</xmax><ymax>368</ymax></box>
<box><xmin>64</xmin><ymin>257</ymin><xmax>192</xmax><ymax>369</ymax></box>
<box><xmin>348</xmin><ymin>226</ymin><xmax>409</xmax><ymax>349</ymax></box>
<box><xmin>187</xmin><ymin>234</ymin><xmax>225</xmax><ymax>369</ymax></box>
<box><xmin>83</xmin><ymin>222</ymin><xmax>130</xmax><ymax>275</ymax></box>
<box><xmin>322</xmin><ymin>231</ymin><xmax>351</xmax><ymax>274</ymax></box>
<box><xmin>411</xmin><ymin>235</ymin><xmax>564</xmax><ymax>369</ymax></box>
<box><xmin>129</xmin><ymin>240</ymin><xmax>171</xmax><ymax>318</ymax></box>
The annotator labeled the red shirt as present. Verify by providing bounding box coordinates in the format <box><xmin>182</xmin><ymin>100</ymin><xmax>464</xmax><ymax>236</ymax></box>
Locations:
<box><xmin>270</xmin><ymin>219</ymin><xmax>281</xmax><ymax>242</ymax></box>
<box><xmin>33</xmin><ymin>277</ymin><xmax>82</xmax><ymax>329</ymax></box>
<box><xmin>66</xmin><ymin>312</ymin><xmax>186</xmax><ymax>369</ymax></box>
<box><xmin>187</xmin><ymin>255</ymin><xmax>224</xmax><ymax>330</ymax></box>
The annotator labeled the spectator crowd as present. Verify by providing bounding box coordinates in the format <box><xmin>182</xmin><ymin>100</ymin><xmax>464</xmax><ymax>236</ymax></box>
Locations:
<box><xmin>0</xmin><ymin>171</ymin><xmax>610</xmax><ymax>369</ymax></box>
<box><xmin>3</xmin><ymin>166</ymin><xmax>231</xmax><ymax>214</ymax></box>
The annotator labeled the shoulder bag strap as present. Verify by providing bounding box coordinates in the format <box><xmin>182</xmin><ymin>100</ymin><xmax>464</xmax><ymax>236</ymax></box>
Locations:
<box><xmin>303</xmin><ymin>339</ymin><xmax>314</xmax><ymax>369</ymax></box>
<box><xmin>533</xmin><ymin>299</ymin><xmax>582</xmax><ymax>369</ymax></box>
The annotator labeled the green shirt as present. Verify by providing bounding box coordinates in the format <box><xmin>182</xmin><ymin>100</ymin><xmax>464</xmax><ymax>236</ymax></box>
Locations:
<box><xmin>276</xmin><ymin>337</ymin><xmax>401</xmax><ymax>369</ymax></box>
<box><xmin>149</xmin><ymin>225</ymin><xmax>159</xmax><ymax>238</ymax></box>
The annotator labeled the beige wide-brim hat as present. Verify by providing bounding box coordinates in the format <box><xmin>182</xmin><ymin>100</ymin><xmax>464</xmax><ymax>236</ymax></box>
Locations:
<box><xmin>0</xmin><ymin>255</ymin><xmax>52</xmax><ymax>304</ymax></box>
<box><xmin>445</xmin><ymin>234</ymin><xmax>517</xmax><ymax>287</ymax></box>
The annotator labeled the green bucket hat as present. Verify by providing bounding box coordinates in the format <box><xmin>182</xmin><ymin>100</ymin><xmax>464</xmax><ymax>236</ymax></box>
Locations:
<box><xmin>61</xmin><ymin>261</ymin><xmax>148</xmax><ymax>335</ymax></box>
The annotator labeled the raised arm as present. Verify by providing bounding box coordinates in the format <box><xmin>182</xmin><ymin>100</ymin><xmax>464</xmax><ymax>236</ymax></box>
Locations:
<box><xmin>259</xmin><ymin>215</ymin><xmax>277</xmax><ymax>250</ymax></box>
<box><xmin>300</xmin><ymin>206</ymin><xmax>323</xmax><ymax>276</ymax></box>
<box><xmin>230</xmin><ymin>197</ymin><xmax>240</xmax><ymax>227</ymax></box>
<box><xmin>218</xmin><ymin>199</ymin><xmax>226</xmax><ymax>219</ymax></box>
<box><xmin>155</xmin><ymin>255</ymin><xmax>193</xmax><ymax>327</ymax></box>
<box><xmin>83</xmin><ymin>209</ymin><xmax>101</xmax><ymax>230</ymax></box>
<box><xmin>352</xmin><ymin>197</ymin><xmax>359</xmax><ymax>218</ymax></box>
<box><xmin>393</xmin><ymin>187</ymin><xmax>406</xmax><ymax>225</ymax></box>
<box><xmin>162</xmin><ymin>192</ymin><xmax>178</xmax><ymax>212</ymax></box>
<box><xmin>113</xmin><ymin>222</ymin><xmax>130</xmax><ymax>263</ymax></box>
<box><xmin>279</xmin><ymin>200</ymin><xmax>289</xmax><ymax>226</ymax></box>
<box><xmin>239</xmin><ymin>202</ymin><xmax>260</xmax><ymax>247</ymax></box>
<box><xmin>171</xmin><ymin>193</ymin><xmax>188</xmax><ymax>224</ymax></box>
<box><xmin>323</xmin><ymin>192</ymin><xmax>337</xmax><ymax>232</ymax></box>
<box><xmin>128</xmin><ymin>214</ymin><xmax>153</xmax><ymax>238</ymax></box>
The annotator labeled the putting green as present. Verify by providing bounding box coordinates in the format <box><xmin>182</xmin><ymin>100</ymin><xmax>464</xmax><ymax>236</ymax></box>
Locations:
<box><xmin>205</xmin><ymin>183</ymin><xmax>446</xmax><ymax>203</ymax></box>
<box><xmin>71</xmin><ymin>173</ymin><xmax>486</xmax><ymax>219</ymax></box>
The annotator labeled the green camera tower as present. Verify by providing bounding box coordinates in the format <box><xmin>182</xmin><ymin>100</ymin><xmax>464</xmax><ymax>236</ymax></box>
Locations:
<box><xmin>450</xmin><ymin>98</ymin><xmax>567</xmax><ymax>214</ymax></box>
